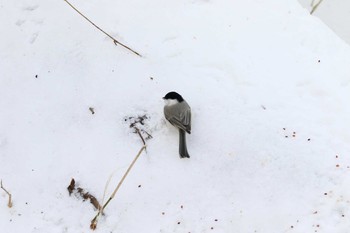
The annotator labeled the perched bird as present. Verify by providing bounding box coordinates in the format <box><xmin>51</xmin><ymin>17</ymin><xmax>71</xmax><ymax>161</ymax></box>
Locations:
<box><xmin>163</xmin><ymin>91</ymin><xmax>191</xmax><ymax>158</ymax></box>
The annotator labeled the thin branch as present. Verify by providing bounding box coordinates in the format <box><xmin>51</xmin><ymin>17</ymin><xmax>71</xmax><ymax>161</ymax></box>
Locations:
<box><xmin>141</xmin><ymin>129</ymin><xmax>153</xmax><ymax>140</ymax></box>
<box><xmin>135</xmin><ymin>127</ymin><xmax>146</xmax><ymax>146</ymax></box>
<box><xmin>90</xmin><ymin>145</ymin><xmax>147</xmax><ymax>230</ymax></box>
<box><xmin>64</xmin><ymin>0</ymin><xmax>142</xmax><ymax>57</ymax></box>
<box><xmin>310</xmin><ymin>0</ymin><xmax>324</xmax><ymax>15</ymax></box>
<box><xmin>1</xmin><ymin>180</ymin><xmax>13</xmax><ymax>208</ymax></box>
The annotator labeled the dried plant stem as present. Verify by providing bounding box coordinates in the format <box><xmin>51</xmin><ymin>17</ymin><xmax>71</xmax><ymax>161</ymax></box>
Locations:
<box><xmin>1</xmin><ymin>180</ymin><xmax>13</xmax><ymax>208</ymax></box>
<box><xmin>64</xmin><ymin>0</ymin><xmax>142</xmax><ymax>57</ymax></box>
<box><xmin>310</xmin><ymin>0</ymin><xmax>324</xmax><ymax>14</ymax></box>
<box><xmin>135</xmin><ymin>127</ymin><xmax>146</xmax><ymax>146</ymax></box>
<box><xmin>90</xmin><ymin>145</ymin><xmax>147</xmax><ymax>230</ymax></box>
<box><xmin>101</xmin><ymin>172</ymin><xmax>114</xmax><ymax>210</ymax></box>
<box><xmin>142</xmin><ymin>129</ymin><xmax>153</xmax><ymax>139</ymax></box>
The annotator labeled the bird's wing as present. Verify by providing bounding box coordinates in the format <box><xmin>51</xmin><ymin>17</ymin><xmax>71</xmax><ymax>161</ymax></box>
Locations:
<box><xmin>164</xmin><ymin>101</ymin><xmax>191</xmax><ymax>133</ymax></box>
<box><xmin>166</xmin><ymin>109</ymin><xmax>191</xmax><ymax>133</ymax></box>
<box><xmin>167</xmin><ymin>116</ymin><xmax>188</xmax><ymax>132</ymax></box>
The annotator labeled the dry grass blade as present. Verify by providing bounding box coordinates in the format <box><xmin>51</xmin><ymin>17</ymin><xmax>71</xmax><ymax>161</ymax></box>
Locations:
<box><xmin>90</xmin><ymin>145</ymin><xmax>147</xmax><ymax>230</ymax></box>
<box><xmin>64</xmin><ymin>0</ymin><xmax>142</xmax><ymax>57</ymax></box>
<box><xmin>310</xmin><ymin>0</ymin><xmax>324</xmax><ymax>14</ymax></box>
<box><xmin>1</xmin><ymin>180</ymin><xmax>13</xmax><ymax>208</ymax></box>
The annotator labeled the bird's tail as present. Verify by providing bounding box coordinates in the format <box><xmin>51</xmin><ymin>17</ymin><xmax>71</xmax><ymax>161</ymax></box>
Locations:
<box><xmin>179</xmin><ymin>129</ymin><xmax>190</xmax><ymax>158</ymax></box>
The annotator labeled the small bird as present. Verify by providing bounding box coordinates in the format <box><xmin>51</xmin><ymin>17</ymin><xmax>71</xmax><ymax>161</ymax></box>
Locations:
<box><xmin>163</xmin><ymin>91</ymin><xmax>191</xmax><ymax>158</ymax></box>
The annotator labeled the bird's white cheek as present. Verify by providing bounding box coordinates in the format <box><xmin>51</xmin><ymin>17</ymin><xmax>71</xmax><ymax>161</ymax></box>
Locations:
<box><xmin>164</xmin><ymin>99</ymin><xmax>178</xmax><ymax>106</ymax></box>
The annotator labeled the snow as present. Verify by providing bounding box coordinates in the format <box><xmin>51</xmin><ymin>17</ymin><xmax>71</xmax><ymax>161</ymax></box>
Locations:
<box><xmin>1</xmin><ymin>0</ymin><xmax>350</xmax><ymax>232</ymax></box>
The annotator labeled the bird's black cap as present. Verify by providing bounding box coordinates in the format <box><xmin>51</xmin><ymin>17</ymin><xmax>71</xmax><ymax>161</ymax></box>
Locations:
<box><xmin>163</xmin><ymin>91</ymin><xmax>184</xmax><ymax>102</ymax></box>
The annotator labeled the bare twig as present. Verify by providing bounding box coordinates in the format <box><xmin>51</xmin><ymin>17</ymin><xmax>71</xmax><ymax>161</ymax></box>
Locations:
<box><xmin>1</xmin><ymin>180</ymin><xmax>13</xmax><ymax>208</ymax></box>
<box><xmin>141</xmin><ymin>129</ymin><xmax>153</xmax><ymax>140</ymax></box>
<box><xmin>310</xmin><ymin>0</ymin><xmax>324</xmax><ymax>14</ymax></box>
<box><xmin>64</xmin><ymin>0</ymin><xmax>142</xmax><ymax>57</ymax></box>
<box><xmin>135</xmin><ymin>127</ymin><xmax>146</xmax><ymax>146</ymax></box>
<box><xmin>90</xmin><ymin>145</ymin><xmax>147</xmax><ymax>230</ymax></box>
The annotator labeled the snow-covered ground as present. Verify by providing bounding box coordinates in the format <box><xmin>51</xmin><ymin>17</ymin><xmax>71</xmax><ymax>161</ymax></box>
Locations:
<box><xmin>1</xmin><ymin>0</ymin><xmax>350</xmax><ymax>232</ymax></box>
